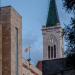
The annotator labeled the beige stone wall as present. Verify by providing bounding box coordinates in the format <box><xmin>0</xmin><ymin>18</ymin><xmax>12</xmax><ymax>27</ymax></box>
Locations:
<box><xmin>0</xmin><ymin>6</ymin><xmax>11</xmax><ymax>75</ymax></box>
<box><xmin>0</xmin><ymin>24</ymin><xmax>2</xmax><ymax>75</ymax></box>
<box><xmin>2</xmin><ymin>23</ymin><xmax>11</xmax><ymax>75</ymax></box>
<box><xmin>10</xmin><ymin>7</ymin><xmax>22</xmax><ymax>75</ymax></box>
<box><xmin>42</xmin><ymin>25</ymin><xmax>64</xmax><ymax>60</ymax></box>
<box><xmin>0</xmin><ymin>6</ymin><xmax>22</xmax><ymax>75</ymax></box>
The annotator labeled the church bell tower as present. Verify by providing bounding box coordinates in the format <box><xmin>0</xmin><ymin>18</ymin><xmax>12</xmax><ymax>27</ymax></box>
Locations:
<box><xmin>42</xmin><ymin>0</ymin><xmax>64</xmax><ymax>60</ymax></box>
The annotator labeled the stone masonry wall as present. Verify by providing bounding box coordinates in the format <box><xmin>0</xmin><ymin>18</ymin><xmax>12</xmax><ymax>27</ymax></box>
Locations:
<box><xmin>11</xmin><ymin>7</ymin><xmax>22</xmax><ymax>75</ymax></box>
<box><xmin>1</xmin><ymin>7</ymin><xmax>11</xmax><ymax>75</ymax></box>
<box><xmin>0</xmin><ymin>6</ymin><xmax>22</xmax><ymax>75</ymax></box>
<box><xmin>0</xmin><ymin>24</ymin><xmax>2</xmax><ymax>75</ymax></box>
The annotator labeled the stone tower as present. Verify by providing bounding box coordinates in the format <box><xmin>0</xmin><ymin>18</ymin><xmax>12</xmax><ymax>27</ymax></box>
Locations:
<box><xmin>42</xmin><ymin>0</ymin><xmax>64</xmax><ymax>60</ymax></box>
<box><xmin>0</xmin><ymin>6</ymin><xmax>22</xmax><ymax>75</ymax></box>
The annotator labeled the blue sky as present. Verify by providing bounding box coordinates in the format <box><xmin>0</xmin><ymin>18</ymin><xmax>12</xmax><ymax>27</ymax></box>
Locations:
<box><xmin>1</xmin><ymin>0</ymin><xmax>71</xmax><ymax>65</ymax></box>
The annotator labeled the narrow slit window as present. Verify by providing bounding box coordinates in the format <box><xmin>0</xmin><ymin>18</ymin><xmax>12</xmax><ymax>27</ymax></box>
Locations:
<box><xmin>15</xmin><ymin>27</ymin><xmax>18</xmax><ymax>75</ymax></box>
<box><xmin>54</xmin><ymin>45</ymin><xmax>56</xmax><ymax>58</ymax></box>
<box><xmin>48</xmin><ymin>46</ymin><xmax>50</xmax><ymax>59</ymax></box>
<box><xmin>51</xmin><ymin>46</ymin><xmax>53</xmax><ymax>58</ymax></box>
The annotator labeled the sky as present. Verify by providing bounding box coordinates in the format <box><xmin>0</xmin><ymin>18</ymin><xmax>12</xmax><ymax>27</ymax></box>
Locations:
<box><xmin>1</xmin><ymin>0</ymin><xmax>71</xmax><ymax>65</ymax></box>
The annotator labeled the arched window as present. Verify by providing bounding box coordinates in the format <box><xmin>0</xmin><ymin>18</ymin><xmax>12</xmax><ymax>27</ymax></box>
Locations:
<box><xmin>48</xmin><ymin>45</ymin><xmax>56</xmax><ymax>59</ymax></box>
<box><xmin>48</xmin><ymin>34</ymin><xmax>57</xmax><ymax>59</ymax></box>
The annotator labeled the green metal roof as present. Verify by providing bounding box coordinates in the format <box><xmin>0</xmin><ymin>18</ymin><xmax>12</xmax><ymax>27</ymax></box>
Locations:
<box><xmin>46</xmin><ymin>0</ymin><xmax>59</xmax><ymax>27</ymax></box>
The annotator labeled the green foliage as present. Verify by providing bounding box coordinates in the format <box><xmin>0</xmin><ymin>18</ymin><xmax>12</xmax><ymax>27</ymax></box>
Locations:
<box><xmin>65</xmin><ymin>18</ymin><xmax>75</xmax><ymax>51</ymax></box>
<box><xmin>63</xmin><ymin>0</ymin><xmax>75</xmax><ymax>11</ymax></box>
<box><xmin>63</xmin><ymin>0</ymin><xmax>75</xmax><ymax>52</ymax></box>
<box><xmin>66</xmin><ymin>53</ymin><xmax>75</xmax><ymax>68</ymax></box>
<box><xmin>63</xmin><ymin>0</ymin><xmax>75</xmax><ymax>68</ymax></box>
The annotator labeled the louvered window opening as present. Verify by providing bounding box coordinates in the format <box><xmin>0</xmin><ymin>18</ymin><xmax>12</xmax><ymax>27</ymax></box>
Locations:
<box><xmin>48</xmin><ymin>45</ymin><xmax>56</xmax><ymax>59</ymax></box>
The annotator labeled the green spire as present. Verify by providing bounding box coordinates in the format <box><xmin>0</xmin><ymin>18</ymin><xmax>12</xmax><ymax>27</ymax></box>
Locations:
<box><xmin>46</xmin><ymin>0</ymin><xmax>59</xmax><ymax>27</ymax></box>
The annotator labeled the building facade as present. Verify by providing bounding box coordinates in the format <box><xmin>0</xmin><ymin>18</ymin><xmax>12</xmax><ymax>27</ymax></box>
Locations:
<box><xmin>0</xmin><ymin>6</ymin><xmax>22</xmax><ymax>75</ymax></box>
<box><xmin>42</xmin><ymin>58</ymin><xmax>75</xmax><ymax>75</ymax></box>
<box><xmin>41</xmin><ymin>0</ymin><xmax>75</xmax><ymax>75</ymax></box>
<box><xmin>42</xmin><ymin>0</ymin><xmax>64</xmax><ymax>60</ymax></box>
<box><xmin>22</xmin><ymin>59</ymin><xmax>42</xmax><ymax>75</ymax></box>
